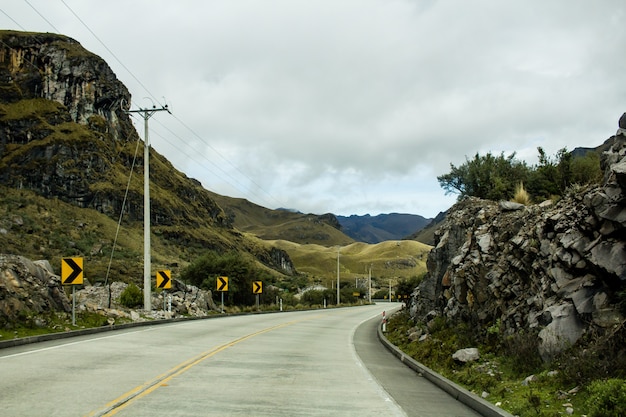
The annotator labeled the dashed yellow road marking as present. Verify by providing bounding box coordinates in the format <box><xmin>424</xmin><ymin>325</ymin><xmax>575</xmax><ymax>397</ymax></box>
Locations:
<box><xmin>85</xmin><ymin>317</ymin><xmax>318</xmax><ymax>417</ymax></box>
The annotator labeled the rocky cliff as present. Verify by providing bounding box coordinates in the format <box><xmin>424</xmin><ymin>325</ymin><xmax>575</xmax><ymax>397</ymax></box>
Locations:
<box><xmin>0</xmin><ymin>30</ymin><xmax>226</xmax><ymax>232</ymax></box>
<box><xmin>410</xmin><ymin>119</ymin><xmax>626</xmax><ymax>361</ymax></box>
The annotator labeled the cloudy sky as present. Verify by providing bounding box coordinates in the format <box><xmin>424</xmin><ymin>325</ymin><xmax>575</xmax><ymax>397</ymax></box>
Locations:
<box><xmin>2</xmin><ymin>1</ymin><xmax>625</xmax><ymax>218</ymax></box>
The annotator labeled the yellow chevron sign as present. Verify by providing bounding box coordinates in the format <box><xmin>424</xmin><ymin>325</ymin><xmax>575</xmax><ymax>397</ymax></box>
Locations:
<box><xmin>217</xmin><ymin>276</ymin><xmax>228</xmax><ymax>292</ymax></box>
<box><xmin>61</xmin><ymin>257</ymin><xmax>83</xmax><ymax>285</ymax></box>
<box><xmin>156</xmin><ymin>270</ymin><xmax>171</xmax><ymax>289</ymax></box>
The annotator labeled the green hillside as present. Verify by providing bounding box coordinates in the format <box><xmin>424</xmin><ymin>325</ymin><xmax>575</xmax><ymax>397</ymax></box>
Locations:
<box><xmin>208</xmin><ymin>192</ymin><xmax>354</xmax><ymax>246</ymax></box>
<box><xmin>268</xmin><ymin>238</ymin><xmax>431</xmax><ymax>289</ymax></box>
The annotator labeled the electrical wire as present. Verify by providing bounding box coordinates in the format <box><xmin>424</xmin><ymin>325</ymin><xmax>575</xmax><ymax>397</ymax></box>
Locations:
<box><xmin>149</xmin><ymin>118</ymin><xmax>281</xmax><ymax>209</ymax></box>
<box><xmin>2</xmin><ymin>2</ymin><xmax>287</xmax><ymax>209</ymax></box>
<box><xmin>59</xmin><ymin>0</ymin><xmax>286</xmax><ymax>209</ymax></box>
<box><xmin>59</xmin><ymin>0</ymin><xmax>166</xmax><ymax>109</ymax></box>
<box><xmin>103</xmin><ymin>135</ymin><xmax>142</xmax><ymax>297</ymax></box>
<box><xmin>23</xmin><ymin>0</ymin><xmax>61</xmax><ymax>33</ymax></box>
<box><xmin>0</xmin><ymin>8</ymin><xmax>27</xmax><ymax>31</ymax></box>
<box><xmin>168</xmin><ymin>113</ymin><xmax>286</xmax><ymax>208</ymax></box>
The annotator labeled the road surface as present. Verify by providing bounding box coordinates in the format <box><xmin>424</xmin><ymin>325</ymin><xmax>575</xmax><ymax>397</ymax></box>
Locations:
<box><xmin>0</xmin><ymin>304</ymin><xmax>482</xmax><ymax>416</ymax></box>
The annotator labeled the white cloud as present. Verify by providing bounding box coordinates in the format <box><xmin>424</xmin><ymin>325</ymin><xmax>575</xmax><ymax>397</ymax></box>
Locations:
<box><xmin>3</xmin><ymin>0</ymin><xmax>626</xmax><ymax>218</ymax></box>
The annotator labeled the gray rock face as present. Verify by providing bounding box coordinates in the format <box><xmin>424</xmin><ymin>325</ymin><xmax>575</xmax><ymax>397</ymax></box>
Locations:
<box><xmin>0</xmin><ymin>255</ymin><xmax>222</xmax><ymax>327</ymax></box>
<box><xmin>410</xmin><ymin>119</ymin><xmax>626</xmax><ymax>360</ymax></box>
<box><xmin>0</xmin><ymin>254</ymin><xmax>71</xmax><ymax>326</ymax></box>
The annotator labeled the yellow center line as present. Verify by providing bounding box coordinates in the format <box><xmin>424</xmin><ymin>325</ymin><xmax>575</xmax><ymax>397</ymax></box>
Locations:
<box><xmin>85</xmin><ymin>316</ymin><xmax>318</xmax><ymax>417</ymax></box>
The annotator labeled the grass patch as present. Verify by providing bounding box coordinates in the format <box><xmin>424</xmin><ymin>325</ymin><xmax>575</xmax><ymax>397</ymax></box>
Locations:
<box><xmin>0</xmin><ymin>310</ymin><xmax>125</xmax><ymax>340</ymax></box>
<box><xmin>386</xmin><ymin>310</ymin><xmax>602</xmax><ymax>417</ymax></box>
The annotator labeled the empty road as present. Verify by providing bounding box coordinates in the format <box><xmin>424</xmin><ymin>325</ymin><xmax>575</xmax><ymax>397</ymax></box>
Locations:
<box><xmin>0</xmin><ymin>305</ymin><xmax>482</xmax><ymax>416</ymax></box>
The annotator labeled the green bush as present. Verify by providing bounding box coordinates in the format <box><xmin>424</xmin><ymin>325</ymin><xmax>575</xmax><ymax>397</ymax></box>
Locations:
<box><xmin>585</xmin><ymin>378</ymin><xmax>626</xmax><ymax>417</ymax></box>
<box><xmin>119</xmin><ymin>283</ymin><xmax>143</xmax><ymax>308</ymax></box>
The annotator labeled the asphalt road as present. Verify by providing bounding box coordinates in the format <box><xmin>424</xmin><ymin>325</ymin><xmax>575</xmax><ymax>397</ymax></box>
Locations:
<box><xmin>0</xmin><ymin>305</ymin><xmax>482</xmax><ymax>416</ymax></box>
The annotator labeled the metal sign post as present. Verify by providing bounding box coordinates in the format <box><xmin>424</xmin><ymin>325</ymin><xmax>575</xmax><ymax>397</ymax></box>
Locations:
<box><xmin>62</xmin><ymin>257</ymin><xmax>83</xmax><ymax>326</ymax></box>
<box><xmin>253</xmin><ymin>281</ymin><xmax>262</xmax><ymax>311</ymax></box>
<box><xmin>217</xmin><ymin>276</ymin><xmax>228</xmax><ymax>313</ymax></box>
<box><xmin>72</xmin><ymin>286</ymin><xmax>76</xmax><ymax>326</ymax></box>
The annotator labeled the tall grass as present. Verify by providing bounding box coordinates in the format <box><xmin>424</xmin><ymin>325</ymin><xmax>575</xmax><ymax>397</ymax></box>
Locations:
<box><xmin>512</xmin><ymin>182</ymin><xmax>531</xmax><ymax>205</ymax></box>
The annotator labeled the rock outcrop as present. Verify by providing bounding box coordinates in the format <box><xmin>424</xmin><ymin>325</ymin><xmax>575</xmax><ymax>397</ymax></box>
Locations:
<box><xmin>0</xmin><ymin>30</ymin><xmax>227</xmax><ymax>230</ymax></box>
<box><xmin>410</xmin><ymin>117</ymin><xmax>626</xmax><ymax>360</ymax></box>
<box><xmin>0</xmin><ymin>254</ymin><xmax>70</xmax><ymax>328</ymax></box>
<box><xmin>0</xmin><ymin>254</ymin><xmax>222</xmax><ymax>329</ymax></box>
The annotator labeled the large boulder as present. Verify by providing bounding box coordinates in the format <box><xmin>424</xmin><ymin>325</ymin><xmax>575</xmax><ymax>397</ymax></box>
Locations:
<box><xmin>0</xmin><ymin>254</ymin><xmax>70</xmax><ymax>327</ymax></box>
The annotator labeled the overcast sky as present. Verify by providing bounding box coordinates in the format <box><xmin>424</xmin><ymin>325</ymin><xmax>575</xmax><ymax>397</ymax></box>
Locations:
<box><xmin>2</xmin><ymin>1</ymin><xmax>625</xmax><ymax>218</ymax></box>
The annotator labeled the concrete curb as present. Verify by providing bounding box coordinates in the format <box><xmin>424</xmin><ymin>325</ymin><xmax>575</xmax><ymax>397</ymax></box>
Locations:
<box><xmin>0</xmin><ymin>310</ymin><xmax>279</xmax><ymax>349</ymax></box>
<box><xmin>0</xmin><ymin>305</ymin><xmax>341</xmax><ymax>349</ymax></box>
<box><xmin>377</xmin><ymin>323</ymin><xmax>515</xmax><ymax>417</ymax></box>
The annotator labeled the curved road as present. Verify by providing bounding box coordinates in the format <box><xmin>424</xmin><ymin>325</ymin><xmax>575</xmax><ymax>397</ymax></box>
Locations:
<box><xmin>0</xmin><ymin>305</ymin><xmax>481</xmax><ymax>416</ymax></box>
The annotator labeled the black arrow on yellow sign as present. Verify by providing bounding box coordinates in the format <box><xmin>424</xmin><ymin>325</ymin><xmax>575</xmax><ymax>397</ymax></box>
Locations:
<box><xmin>156</xmin><ymin>270</ymin><xmax>171</xmax><ymax>289</ymax></box>
<box><xmin>217</xmin><ymin>276</ymin><xmax>228</xmax><ymax>292</ymax></box>
<box><xmin>61</xmin><ymin>257</ymin><xmax>83</xmax><ymax>285</ymax></box>
<box><xmin>253</xmin><ymin>281</ymin><xmax>262</xmax><ymax>294</ymax></box>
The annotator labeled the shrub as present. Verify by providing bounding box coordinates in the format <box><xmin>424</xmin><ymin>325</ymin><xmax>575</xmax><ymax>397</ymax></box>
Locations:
<box><xmin>585</xmin><ymin>378</ymin><xmax>626</xmax><ymax>417</ymax></box>
<box><xmin>119</xmin><ymin>283</ymin><xmax>143</xmax><ymax>308</ymax></box>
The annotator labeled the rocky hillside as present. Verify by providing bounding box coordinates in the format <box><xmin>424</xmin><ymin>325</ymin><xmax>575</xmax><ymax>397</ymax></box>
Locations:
<box><xmin>0</xmin><ymin>254</ymin><xmax>221</xmax><ymax>331</ymax></box>
<box><xmin>409</xmin><ymin>118</ymin><xmax>626</xmax><ymax>363</ymax></box>
<box><xmin>0</xmin><ymin>30</ymin><xmax>355</xmax><ymax>250</ymax></box>
<box><xmin>0</xmin><ymin>31</ymin><xmax>226</xmax><ymax>233</ymax></box>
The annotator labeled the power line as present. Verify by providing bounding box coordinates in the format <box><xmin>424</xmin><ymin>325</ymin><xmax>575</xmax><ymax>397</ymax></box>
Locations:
<box><xmin>168</xmin><ymin>113</ymin><xmax>286</xmax><ymax>208</ymax></box>
<box><xmin>0</xmin><ymin>8</ymin><xmax>27</xmax><ymax>31</ymax></box>
<box><xmin>59</xmin><ymin>0</ymin><xmax>286</xmax><ymax>209</ymax></box>
<box><xmin>60</xmin><ymin>0</ymin><xmax>165</xmax><ymax>108</ymax></box>
<box><xmin>133</xmin><ymin>118</ymin><xmax>280</xmax><ymax>212</ymax></box>
<box><xmin>23</xmin><ymin>0</ymin><xmax>61</xmax><ymax>33</ymax></box>
<box><xmin>3</xmin><ymin>2</ymin><xmax>287</xmax><ymax>209</ymax></box>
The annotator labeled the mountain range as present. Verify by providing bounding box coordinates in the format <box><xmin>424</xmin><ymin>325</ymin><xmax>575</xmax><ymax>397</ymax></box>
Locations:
<box><xmin>336</xmin><ymin>213</ymin><xmax>431</xmax><ymax>244</ymax></box>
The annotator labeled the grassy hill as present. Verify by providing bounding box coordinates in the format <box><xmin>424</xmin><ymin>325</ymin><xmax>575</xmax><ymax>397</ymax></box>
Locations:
<box><xmin>208</xmin><ymin>192</ymin><xmax>354</xmax><ymax>246</ymax></box>
<box><xmin>0</xmin><ymin>185</ymin><xmax>287</xmax><ymax>284</ymax></box>
<box><xmin>268</xmin><ymin>238</ymin><xmax>431</xmax><ymax>289</ymax></box>
<box><xmin>0</xmin><ymin>183</ymin><xmax>432</xmax><ymax>296</ymax></box>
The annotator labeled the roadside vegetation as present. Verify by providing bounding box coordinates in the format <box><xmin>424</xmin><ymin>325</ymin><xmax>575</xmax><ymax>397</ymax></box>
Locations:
<box><xmin>386</xmin><ymin>309</ymin><xmax>626</xmax><ymax>417</ymax></box>
<box><xmin>437</xmin><ymin>147</ymin><xmax>603</xmax><ymax>202</ymax></box>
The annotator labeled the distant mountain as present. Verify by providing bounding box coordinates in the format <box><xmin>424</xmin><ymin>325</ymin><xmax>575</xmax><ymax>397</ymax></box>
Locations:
<box><xmin>336</xmin><ymin>213</ymin><xmax>431</xmax><ymax>244</ymax></box>
<box><xmin>406</xmin><ymin>210</ymin><xmax>447</xmax><ymax>246</ymax></box>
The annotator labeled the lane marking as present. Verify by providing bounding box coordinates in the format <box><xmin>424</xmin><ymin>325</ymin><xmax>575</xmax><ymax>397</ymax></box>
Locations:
<box><xmin>0</xmin><ymin>327</ymin><xmax>158</xmax><ymax>360</ymax></box>
<box><xmin>86</xmin><ymin>318</ymin><xmax>310</xmax><ymax>417</ymax></box>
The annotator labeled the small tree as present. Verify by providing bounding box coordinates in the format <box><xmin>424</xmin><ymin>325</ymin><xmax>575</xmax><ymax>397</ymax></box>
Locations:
<box><xmin>438</xmin><ymin>152</ymin><xmax>530</xmax><ymax>201</ymax></box>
